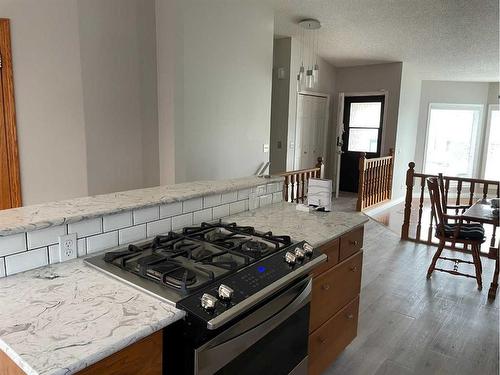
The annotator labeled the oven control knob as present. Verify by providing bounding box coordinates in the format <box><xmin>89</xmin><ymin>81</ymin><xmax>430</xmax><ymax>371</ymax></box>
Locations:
<box><xmin>294</xmin><ymin>247</ymin><xmax>306</xmax><ymax>260</ymax></box>
<box><xmin>303</xmin><ymin>242</ymin><xmax>314</xmax><ymax>256</ymax></box>
<box><xmin>285</xmin><ymin>251</ymin><xmax>297</xmax><ymax>265</ymax></box>
<box><xmin>218</xmin><ymin>284</ymin><xmax>234</xmax><ymax>301</ymax></box>
<box><xmin>201</xmin><ymin>293</ymin><xmax>218</xmax><ymax>311</ymax></box>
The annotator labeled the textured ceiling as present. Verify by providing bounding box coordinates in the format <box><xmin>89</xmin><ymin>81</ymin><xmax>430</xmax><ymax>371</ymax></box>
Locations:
<box><xmin>270</xmin><ymin>0</ymin><xmax>499</xmax><ymax>81</ymax></box>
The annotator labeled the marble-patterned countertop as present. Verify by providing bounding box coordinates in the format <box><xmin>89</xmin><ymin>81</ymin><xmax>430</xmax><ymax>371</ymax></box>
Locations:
<box><xmin>226</xmin><ymin>202</ymin><xmax>369</xmax><ymax>247</ymax></box>
<box><xmin>0</xmin><ymin>175</ymin><xmax>282</xmax><ymax>236</ymax></box>
<box><xmin>0</xmin><ymin>201</ymin><xmax>367</xmax><ymax>375</ymax></box>
<box><xmin>0</xmin><ymin>259</ymin><xmax>184</xmax><ymax>375</ymax></box>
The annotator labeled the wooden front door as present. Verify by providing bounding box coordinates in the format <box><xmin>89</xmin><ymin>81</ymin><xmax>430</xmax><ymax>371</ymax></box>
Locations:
<box><xmin>339</xmin><ymin>95</ymin><xmax>384</xmax><ymax>193</ymax></box>
<box><xmin>0</xmin><ymin>19</ymin><xmax>21</xmax><ymax>209</ymax></box>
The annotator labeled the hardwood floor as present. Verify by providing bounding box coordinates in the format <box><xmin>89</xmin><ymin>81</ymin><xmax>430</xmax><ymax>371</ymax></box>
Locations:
<box><xmin>324</xmin><ymin>196</ymin><xmax>499</xmax><ymax>375</ymax></box>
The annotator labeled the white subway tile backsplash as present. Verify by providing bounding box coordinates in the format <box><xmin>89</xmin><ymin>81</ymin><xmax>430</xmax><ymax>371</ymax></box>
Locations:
<box><xmin>27</xmin><ymin>225</ymin><xmax>66</xmax><ymax>250</ymax></box>
<box><xmin>193</xmin><ymin>208</ymin><xmax>213</xmax><ymax>224</ymax></box>
<box><xmin>248</xmin><ymin>193</ymin><xmax>259</xmax><ymax>210</ymax></box>
<box><xmin>0</xmin><ymin>258</ymin><xmax>5</xmax><ymax>278</ymax></box>
<box><xmin>160</xmin><ymin>202</ymin><xmax>183</xmax><ymax>218</ymax></box>
<box><xmin>133</xmin><ymin>206</ymin><xmax>159</xmax><ymax>225</ymax></box>
<box><xmin>213</xmin><ymin>204</ymin><xmax>230</xmax><ymax>219</ymax></box>
<box><xmin>87</xmin><ymin>231</ymin><xmax>118</xmax><ymax>254</ymax></box>
<box><xmin>229</xmin><ymin>200</ymin><xmax>248</xmax><ymax>215</ymax></box>
<box><xmin>253</xmin><ymin>185</ymin><xmax>267</xmax><ymax>196</ymax></box>
<box><xmin>0</xmin><ymin>233</ymin><xmax>27</xmax><ymax>257</ymax></box>
<box><xmin>5</xmin><ymin>247</ymin><xmax>48</xmax><ymax>275</ymax></box>
<box><xmin>119</xmin><ymin>224</ymin><xmax>146</xmax><ymax>245</ymax></box>
<box><xmin>259</xmin><ymin>194</ymin><xmax>273</xmax><ymax>207</ymax></box>
<box><xmin>147</xmin><ymin>218</ymin><xmax>172</xmax><ymax>237</ymax></box>
<box><xmin>183</xmin><ymin>198</ymin><xmax>203</xmax><ymax>213</ymax></box>
<box><xmin>272</xmin><ymin>192</ymin><xmax>283</xmax><ymax>203</ymax></box>
<box><xmin>48</xmin><ymin>244</ymin><xmax>59</xmax><ymax>264</ymax></box>
<box><xmin>68</xmin><ymin>218</ymin><xmax>102</xmax><ymax>238</ymax></box>
<box><xmin>172</xmin><ymin>213</ymin><xmax>193</xmax><ymax>231</ymax></box>
<box><xmin>103</xmin><ymin>212</ymin><xmax>132</xmax><ymax>232</ymax></box>
<box><xmin>203</xmin><ymin>194</ymin><xmax>222</xmax><ymax>208</ymax></box>
<box><xmin>77</xmin><ymin>238</ymin><xmax>86</xmax><ymax>257</ymax></box>
<box><xmin>237</xmin><ymin>188</ymin><xmax>251</xmax><ymax>200</ymax></box>
<box><xmin>221</xmin><ymin>191</ymin><xmax>238</xmax><ymax>204</ymax></box>
<box><xmin>266</xmin><ymin>183</ymin><xmax>278</xmax><ymax>193</ymax></box>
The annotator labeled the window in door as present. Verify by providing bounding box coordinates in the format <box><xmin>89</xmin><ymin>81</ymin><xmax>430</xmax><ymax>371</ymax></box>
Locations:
<box><xmin>483</xmin><ymin>104</ymin><xmax>500</xmax><ymax>181</ymax></box>
<box><xmin>345</xmin><ymin>99</ymin><xmax>384</xmax><ymax>154</ymax></box>
<box><xmin>423</xmin><ymin>104</ymin><xmax>483</xmax><ymax>177</ymax></box>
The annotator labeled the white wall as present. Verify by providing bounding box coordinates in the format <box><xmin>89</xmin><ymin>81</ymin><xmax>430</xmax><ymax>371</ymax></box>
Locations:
<box><xmin>413</xmin><ymin>80</ymin><xmax>493</xmax><ymax>173</ymax></box>
<box><xmin>0</xmin><ymin>0</ymin><xmax>89</xmax><ymax>205</ymax></box>
<box><xmin>392</xmin><ymin>64</ymin><xmax>422</xmax><ymax>199</ymax></box>
<box><xmin>157</xmin><ymin>0</ymin><xmax>274</xmax><ymax>183</ymax></box>
<box><xmin>77</xmin><ymin>0</ymin><xmax>158</xmax><ymax>196</ymax></box>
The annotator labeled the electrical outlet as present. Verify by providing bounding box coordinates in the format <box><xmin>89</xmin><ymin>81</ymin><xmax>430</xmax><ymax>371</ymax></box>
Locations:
<box><xmin>59</xmin><ymin>233</ymin><xmax>77</xmax><ymax>262</ymax></box>
<box><xmin>263</xmin><ymin>144</ymin><xmax>270</xmax><ymax>153</ymax></box>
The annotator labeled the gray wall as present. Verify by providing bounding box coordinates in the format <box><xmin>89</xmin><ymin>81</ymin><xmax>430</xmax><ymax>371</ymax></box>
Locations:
<box><xmin>78</xmin><ymin>0</ymin><xmax>159</xmax><ymax>196</ymax></box>
<box><xmin>0</xmin><ymin>0</ymin><xmax>89</xmax><ymax>205</ymax></box>
<box><xmin>269</xmin><ymin>38</ymin><xmax>291</xmax><ymax>174</ymax></box>
<box><xmin>413</xmin><ymin>80</ymin><xmax>495</xmax><ymax>173</ymax></box>
<box><xmin>165</xmin><ymin>0</ymin><xmax>274</xmax><ymax>183</ymax></box>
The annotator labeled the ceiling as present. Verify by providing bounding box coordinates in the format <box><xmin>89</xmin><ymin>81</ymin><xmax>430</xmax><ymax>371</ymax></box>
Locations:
<box><xmin>270</xmin><ymin>0</ymin><xmax>499</xmax><ymax>81</ymax></box>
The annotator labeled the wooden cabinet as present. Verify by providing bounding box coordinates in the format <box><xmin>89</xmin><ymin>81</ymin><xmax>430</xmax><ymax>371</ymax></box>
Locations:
<box><xmin>0</xmin><ymin>330</ymin><xmax>163</xmax><ymax>375</ymax></box>
<box><xmin>308</xmin><ymin>225</ymin><xmax>364</xmax><ymax>375</ymax></box>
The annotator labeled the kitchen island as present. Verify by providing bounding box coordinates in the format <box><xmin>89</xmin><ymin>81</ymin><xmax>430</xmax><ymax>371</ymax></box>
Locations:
<box><xmin>0</xmin><ymin>199</ymin><xmax>367</xmax><ymax>375</ymax></box>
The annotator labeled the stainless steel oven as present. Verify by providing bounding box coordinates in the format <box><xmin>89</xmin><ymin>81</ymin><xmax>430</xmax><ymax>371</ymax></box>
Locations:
<box><xmin>164</xmin><ymin>277</ymin><xmax>312</xmax><ymax>375</ymax></box>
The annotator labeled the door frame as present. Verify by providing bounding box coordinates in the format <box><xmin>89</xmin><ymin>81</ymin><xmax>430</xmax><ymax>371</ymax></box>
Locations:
<box><xmin>293</xmin><ymin>90</ymin><xmax>330</xmax><ymax>171</ymax></box>
<box><xmin>0</xmin><ymin>19</ymin><xmax>22</xmax><ymax>208</ymax></box>
<box><xmin>479</xmin><ymin>103</ymin><xmax>498</xmax><ymax>179</ymax></box>
<box><xmin>334</xmin><ymin>91</ymin><xmax>388</xmax><ymax>193</ymax></box>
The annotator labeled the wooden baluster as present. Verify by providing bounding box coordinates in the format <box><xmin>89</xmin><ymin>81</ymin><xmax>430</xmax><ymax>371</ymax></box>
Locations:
<box><xmin>416</xmin><ymin>177</ymin><xmax>425</xmax><ymax>240</ymax></box>
<box><xmin>284</xmin><ymin>175</ymin><xmax>290</xmax><ymax>202</ymax></box>
<box><xmin>444</xmin><ymin>178</ymin><xmax>450</xmax><ymax>207</ymax></box>
<box><xmin>455</xmin><ymin>180</ymin><xmax>462</xmax><ymax>216</ymax></box>
<box><xmin>483</xmin><ymin>183</ymin><xmax>489</xmax><ymax>199</ymax></box>
<box><xmin>382</xmin><ymin>159</ymin><xmax>387</xmax><ymax>201</ymax></box>
<box><xmin>356</xmin><ymin>153</ymin><xmax>366</xmax><ymax>211</ymax></box>
<box><xmin>401</xmin><ymin>162</ymin><xmax>415</xmax><ymax>240</ymax></box>
<box><xmin>290</xmin><ymin>174</ymin><xmax>295</xmax><ymax>203</ymax></box>
<box><xmin>469</xmin><ymin>181</ymin><xmax>475</xmax><ymax>207</ymax></box>
<box><xmin>388</xmin><ymin>150</ymin><xmax>394</xmax><ymax>200</ymax></box>
<box><xmin>300</xmin><ymin>172</ymin><xmax>305</xmax><ymax>202</ymax></box>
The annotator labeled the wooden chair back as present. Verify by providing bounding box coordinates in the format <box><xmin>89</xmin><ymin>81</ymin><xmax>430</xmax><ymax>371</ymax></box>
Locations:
<box><xmin>427</xmin><ymin>177</ymin><xmax>446</xmax><ymax>237</ymax></box>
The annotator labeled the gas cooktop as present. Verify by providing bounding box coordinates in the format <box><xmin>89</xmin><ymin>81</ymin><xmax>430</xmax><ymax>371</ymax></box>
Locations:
<box><xmin>85</xmin><ymin>221</ymin><xmax>326</xmax><ymax>329</ymax></box>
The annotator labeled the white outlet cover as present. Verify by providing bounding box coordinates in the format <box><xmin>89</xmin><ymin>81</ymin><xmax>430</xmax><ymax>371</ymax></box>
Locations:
<box><xmin>59</xmin><ymin>233</ymin><xmax>78</xmax><ymax>262</ymax></box>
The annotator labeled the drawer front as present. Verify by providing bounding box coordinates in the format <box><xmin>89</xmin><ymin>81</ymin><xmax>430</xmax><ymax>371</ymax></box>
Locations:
<box><xmin>309</xmin><ymin>251</ymin><xmax>362</xmax><ymax>332</ymax></box>
<box><xmin>312</xmin><ymin>238</ymin><xmax>339</xmax><ymax>276</ymax></box>
<box><xmin>308</xmin><ymin>296</ymin><xmax>359</xmax><ymax>375</ymax></box>
<box><xmin>339</xmin><ymin>226</ymin><xmax>364</xmax><ymax>261</ymax></box>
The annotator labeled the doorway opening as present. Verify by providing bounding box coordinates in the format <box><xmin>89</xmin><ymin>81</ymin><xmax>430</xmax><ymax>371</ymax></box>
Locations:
<box><xmin>339</xmin><ymin>95</ymin><xmax>385</xmax><ymax>193</ymax></box>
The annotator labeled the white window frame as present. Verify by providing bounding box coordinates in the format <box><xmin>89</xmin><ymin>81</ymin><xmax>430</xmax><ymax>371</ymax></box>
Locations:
<box><xmin>422</xmin><ymin>103</ymin><xmax>484</xmax><ymax>178</ymax></box>
<box><xmin>480</xmin><ymin>104</ymin><xmax>500</xmax><ymax>180</ymax></box>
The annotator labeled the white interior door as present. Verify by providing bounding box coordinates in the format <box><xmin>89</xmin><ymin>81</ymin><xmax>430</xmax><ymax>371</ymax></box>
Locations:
<box><xmin>295</xmin><ymin>94</ymin><xmax>328</xmax><ymax>170</ymax></box>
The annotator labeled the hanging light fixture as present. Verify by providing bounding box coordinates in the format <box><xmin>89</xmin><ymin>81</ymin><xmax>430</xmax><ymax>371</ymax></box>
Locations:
<box><xmin>298</xmin><ymin>18</ymin><xmax>321</xmax><ymax>91</ymax></box>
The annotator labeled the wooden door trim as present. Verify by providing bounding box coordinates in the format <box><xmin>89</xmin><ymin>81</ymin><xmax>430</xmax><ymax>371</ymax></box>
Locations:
<box><xmin>0</xmin><ymin>19</ymin><xmax>22</xmax><ymax>208</ymax></box>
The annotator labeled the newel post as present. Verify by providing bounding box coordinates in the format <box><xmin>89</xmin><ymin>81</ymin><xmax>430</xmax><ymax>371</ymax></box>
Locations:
<box><xmin>316</xmin><ymin>157</ymin><xmax>325</xmax><ymax>179</ymax></box>
<box><xmin>388</xmin><ymin>148</ymin><xmax>395</xmax><ymax>200</ymax></box>
<box><xmin>356</xmin><ymin>152</ymin><xmax>367</xmax><ymax>211</ymax></box>
<box><xmin>401</xmin><ymin>162</ymin><xmax>415</xmax><ymax>240</ymax></box>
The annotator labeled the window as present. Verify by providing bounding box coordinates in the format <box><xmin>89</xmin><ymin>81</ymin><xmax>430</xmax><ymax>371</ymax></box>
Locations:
<box><xmin>483</xmin><ymin>105</ymin><xmax>500</xmax><ymax>181</ymax></box>
<box><xmin>346</xmin><ymin>100</ymin><xmax>383</xmax><ymax>153</ymax></box>
<box><xmin>424</xmin><ymin>104</ymin><xmax>483</xmax><ymax>177</ymax></box>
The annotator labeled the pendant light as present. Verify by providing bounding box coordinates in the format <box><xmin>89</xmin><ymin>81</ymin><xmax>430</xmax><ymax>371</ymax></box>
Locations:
<box><xmin>298</xmin><ymin>19</ymin><xmax>321</xmax><ymax>90</ymax></box>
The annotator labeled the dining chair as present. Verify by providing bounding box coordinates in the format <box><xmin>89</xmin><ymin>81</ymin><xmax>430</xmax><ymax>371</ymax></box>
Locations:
<box><xmin>426</xmin><ymin>176</ymin><xmax>485</xmax><ymax>289</ymax></box>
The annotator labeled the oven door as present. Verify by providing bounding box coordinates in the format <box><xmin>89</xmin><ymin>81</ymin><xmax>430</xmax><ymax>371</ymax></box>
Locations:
<box><xmin>194</xmin><ymin>277</ymin><xmax>311</xmax><ymax>375</ymax></box>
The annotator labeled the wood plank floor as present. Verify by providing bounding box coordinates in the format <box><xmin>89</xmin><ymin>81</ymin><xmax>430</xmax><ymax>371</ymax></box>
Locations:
<box><xmin>323</xmin><ymin>195</ymin><xmax>499</xmax><ymax>375</ymax></box>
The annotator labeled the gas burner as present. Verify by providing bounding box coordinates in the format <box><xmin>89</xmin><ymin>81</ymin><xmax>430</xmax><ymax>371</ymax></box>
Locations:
<box><xmin>190</xmin><ymin>248</ymin><xmax>214</xmax><ymax>260</ymax></box>
<box><xmin>242</xmin><ymin>240</ymin><xmax>269</xmax><ymax>253</ymax></box>
<box><xmin>164</xmin><ymin>268</ymin><xmax>197</xmax><ymax>289</ymax></box>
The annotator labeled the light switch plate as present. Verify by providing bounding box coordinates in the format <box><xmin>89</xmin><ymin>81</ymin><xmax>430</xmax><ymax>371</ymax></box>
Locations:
<box><xmin>263</xmin><ymin>144</ymin><xmax>269</xmax><ymax>153</ymax></box>
<box><xmin>59</xmin><ymin>233</ymin><xmax>78</xmax><ymax>262</ymax></box>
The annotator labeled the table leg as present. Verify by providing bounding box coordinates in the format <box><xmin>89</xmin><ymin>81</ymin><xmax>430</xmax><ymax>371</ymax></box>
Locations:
<box><xmin>488</xmin><ymin>246</ymin><xmax>499</xmax><ymax>299</ymax></box>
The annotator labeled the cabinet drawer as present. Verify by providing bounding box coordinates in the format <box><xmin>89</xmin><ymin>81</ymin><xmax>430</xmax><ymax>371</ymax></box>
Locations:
<box><xmin>309</xmin><ymin>251</ymin><xmax>362</xmax><ymax>332</ymax></box>
<box><xmin>308</xmin><ymin>296</ymin><xmax>359</xmax><ymax>375</ymax></box>
<box><xmin>339</xmin><ymin>226</ymin><xmax>363</xmax><ymax>261</ymax></box>
<box><xmin>312</xmin><ymin>238</ymin><xmax>339</xmax><ymax>276</ymax></box>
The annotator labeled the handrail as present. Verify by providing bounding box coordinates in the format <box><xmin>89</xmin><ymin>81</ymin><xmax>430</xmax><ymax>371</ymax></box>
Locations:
<box><xmin>280</xmin><ymin>157</ymin><xmax>324</xmax><ymax>203</ymax></box>
<box><xmin>401</xmin><ymin>162</ymin><xmax>500</xmax><ymax>254</ymax></box>
<box><xmin>356</xmin><ymin>149</ymin><xmax>394</xmax><ymax>211</ymax></box>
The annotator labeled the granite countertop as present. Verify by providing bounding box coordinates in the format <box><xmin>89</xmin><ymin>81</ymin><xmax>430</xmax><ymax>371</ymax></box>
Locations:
<box><xmin>0</xmin><ymin>259</ymin><xmax>184</xmax><ymax>375</ymax></box>
<box><xmin>0</xmin><ymin>175</ymin><xmax>282</xmax><ymax>236</ymax></box>
<box><xmin>226</xmin><ymin>202</ymin><xmax>368</xmax><ymax>247</ymax></box>
<box><xmin>0</xmin><ymin>201</ymin><xmax>367</xmax><ymax>375</ymax></box>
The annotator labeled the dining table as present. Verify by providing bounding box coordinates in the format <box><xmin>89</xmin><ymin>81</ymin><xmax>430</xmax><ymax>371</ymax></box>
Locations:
<box><xmin>462</xmin><ymin>199</ymin><xmax>499</xmax><ymax>299</ymax></box>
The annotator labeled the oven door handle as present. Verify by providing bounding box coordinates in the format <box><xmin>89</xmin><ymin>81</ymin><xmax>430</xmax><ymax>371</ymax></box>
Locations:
<box><xmin>194</xmin><ymin>277</ymin><xmax>311</xmax><ymax>375</ymax></box>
